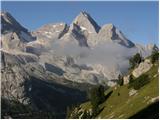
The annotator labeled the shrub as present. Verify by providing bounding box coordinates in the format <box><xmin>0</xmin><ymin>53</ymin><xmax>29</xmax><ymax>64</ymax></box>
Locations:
<box><xmin>89</xmin><ymin>85</ymin><xmax>105</xmax><ymax>116</ymax></box>
<box><xmin>129</xmin><ymin>53</ymin><xmax>142</xmax><ymax>69</ymax></box>
<box><xmin>117</xmin><ymin>74</ymin><xmax>123</xmax><ymax>86</ymax></box>
<box><xmin>128</xmin><ymin>74</ymin><xmax>149</xmax><ymax>90</ymax></box>
<box><xmin>151</xmin><ymin>50</ymin><xmax>159</xmax><ymax>64</ymax></box>
<box><xmin>129</xmin><ymin>74</ymin><xmax>134</xmax><ymax>84</ymax></box>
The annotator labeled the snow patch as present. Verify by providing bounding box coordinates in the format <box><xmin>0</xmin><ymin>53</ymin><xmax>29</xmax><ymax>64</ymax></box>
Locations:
<box><xmin>80</xmin><ymin>26</ymin><xmax>87</xmax><ymax>31</ymax></box>
<box><xmin>44</xmin><ymin>31</ymin><xmax>52</xmax><ymax>34</ymax></box>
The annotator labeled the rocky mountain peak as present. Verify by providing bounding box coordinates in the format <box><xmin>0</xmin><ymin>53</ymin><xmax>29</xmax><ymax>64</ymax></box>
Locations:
<box><xmin>1</xmin><ymin>11</ymin><xmax>28</xmax><ymax>34</ymax></box>
<box><xmin>33</xmin><ymin>22</ymin><xmax>69</xmax><ymax>40</ymax></box>
<box><xmin>72</xmin><ymin>11</ymin><xmax>100</xmax><ymax>33</ymax></box>
<box><xmin>98</xmin><ymin>23</ymin><xmax>135</xmax><ymax>47</ymax></box>
<box><xmin>98</xmin><ymin>23</ymin><xmax>117</xmax><ymax>39</ymax></box>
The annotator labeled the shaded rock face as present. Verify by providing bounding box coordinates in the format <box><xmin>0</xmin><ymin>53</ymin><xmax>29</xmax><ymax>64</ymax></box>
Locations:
<box><xmin>72</xmin><ymin>11</ymin><xmax>100</xmax><ymax>33</ymax></box>
<box><xmin>24</xmin><ymin>76</ymin><xmax>87</xmax><ymax>114</ymax></box>
<box><xmin>44</xmin><ymin>63</ymin><xmax>65</xmax><ymax>76</ymax></box>
<box><xmin>132</xmin><ymin>59</ymin><xmax>153</xmax><ymax>78</ymax></box>
<box><xmin>1</xmin><ymin>11</ymin><xmax>28</xmax><ymax>34</ymax></box>
<box><xmin>69</xmin><ymin>23</ymin><xmax>89</xmax><ymax>47</ymax></box>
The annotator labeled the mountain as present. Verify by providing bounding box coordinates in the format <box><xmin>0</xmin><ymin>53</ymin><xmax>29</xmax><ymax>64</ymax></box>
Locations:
<box><xmin>1</xmin><ymin>11</ymin><xmax>158</xmax><ymax>118</ymax></box>
<box><xmin>98</xmin><ymin>24</ymin><xmax>135</xmax><ymax>47</ymax></box>
<box><xmin>1</xmin><ymin>11</ymin><xmax>28</xmax><ymax>34</ymax></box>
<box><xmin>72</xmin><ymin>11</ymin><xmax>100</xmax><ymax>33</ymax></box>
<box><xmin>1</xmin><ymin>11</ymin><xmax>35</xmax><ymax>51</ymax></box>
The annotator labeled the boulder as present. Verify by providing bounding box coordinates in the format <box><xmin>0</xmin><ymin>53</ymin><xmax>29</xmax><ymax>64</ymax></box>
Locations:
<box><xmin>129</xmin><ymin>89</ymin><xmax>137</xmax><ymax>96</ymax></box>
<box><xmin>123</xmin><ymin>75</ymin><xmax>130</xmax><ymax>85</ymax></box>
<box><xmin>132</xmin><ymin>59</ymin><xmax>152</xmax><ymax>78</ymax></box>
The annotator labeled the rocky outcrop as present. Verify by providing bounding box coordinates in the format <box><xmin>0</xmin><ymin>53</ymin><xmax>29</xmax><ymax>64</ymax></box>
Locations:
<box><xmin>129</xmin><ymin>89</ymin><xmax>137</xmax><ymax>96</ymax></box>
<box><xmin>123</xmin><ymin>75</ymin><xmax>130</xmax><ymax>85</ymax></box>
<box><xmin>132</xmin><ymin>59</ymin><xmax>153</xmax><ymax>78</ymax></box>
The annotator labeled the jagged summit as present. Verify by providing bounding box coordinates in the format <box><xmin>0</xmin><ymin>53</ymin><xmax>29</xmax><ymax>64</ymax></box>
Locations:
<box><xmin>33</xmin><ymin>22</ymin><xmax>69</xmax><ymax>40</ymax></box>
<box><xmin>1</xmin><ymin>11</ymin><xmax>28</xmax><ymax>34</ymax></box>
<box><xmin>98</xmin><ymin>23</ymin><xmax>135</xmax><ymax>47</ymax></box>
<box><xmin>1</xmin><ymin>11</ymin><xmax>35</xmax><ymax>51</ymax></box>
<box><xmin>72</xmin><ymin>11</ymin><xmax>100</xmax><ymax>33</ymax></box>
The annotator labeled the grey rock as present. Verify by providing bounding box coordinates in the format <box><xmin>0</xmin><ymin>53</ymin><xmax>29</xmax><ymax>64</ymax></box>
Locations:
<box><xmin>72</xmin><ymin>11</ymin><xmax>100</xmax><ymax>33</ymax></box>
<box><xmin>33</xmin><ymin>22</ymin><xmax>68</xmax><ymax>40</ymax></box>
<box><xmin>97</xmin><ymin>24</ymin><xmax>135</xmax><ymax>48</ymax></box>
<box><xmin>1</xmin><ymin>11</ymin><xmax>35</xmax><ymax>42</ymax></box>
<box><xmin>123</xmin><ymin>75</ymin><xmax>130</xmax><ymax>85</ymax></box>
<box><xmin>132</xmin><ymin>59</ymin><xmax>152</xmax><ymax>78</ymax></box>
<box><xmin>129</xmin><ymin>89</ymin><xmax>137</xmax><ymax>96</ymax></box>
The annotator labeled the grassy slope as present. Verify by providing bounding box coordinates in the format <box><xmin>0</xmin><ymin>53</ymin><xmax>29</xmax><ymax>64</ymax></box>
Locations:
<box><xmin>80</xmin><ymin>63</ymin><xmax>159</xmax><ymax>119</ymax></box>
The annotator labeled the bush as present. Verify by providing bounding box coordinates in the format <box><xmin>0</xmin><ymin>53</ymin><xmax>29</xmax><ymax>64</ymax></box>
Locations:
<box><xmin>89</xmin><ymin>85</ymin><xmax>105</xmax><ymax>116</ymax></box>
<box><xmin>117</xmin><ymin>74</ymin><xmax>123</xmax><ymax>86</ymax></box>
<box><xmin>129</xmin><ymin>53</ymin><xmax>142</xmax><ymax>69</ymax></box>
<box><xmin>128</xmin><ymin>74</ymin><xmax>149</xmax><ymax>90</ymax></box>
<box><xmin>129</xmin><ymin>74</ymin><xmax>134</xmax><ymax>84</ymax></box>
<box><xmin>151</xmin><ymin>50</ymin><xmax>159</xmax><ymax>64</ymax></box>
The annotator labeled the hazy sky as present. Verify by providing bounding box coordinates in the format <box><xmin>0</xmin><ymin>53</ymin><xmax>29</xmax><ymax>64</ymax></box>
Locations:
<box><xmin>2</xmin><ymin>1</ymin><xmax>159</xmax><ymax>45</ymax></box>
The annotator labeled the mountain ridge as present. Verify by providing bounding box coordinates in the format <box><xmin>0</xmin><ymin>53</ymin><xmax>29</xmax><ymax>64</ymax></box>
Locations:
<box><xmin>1</xmin><ymin>10</ymin><xmax>158</xmax><ymax>119</ymax></box>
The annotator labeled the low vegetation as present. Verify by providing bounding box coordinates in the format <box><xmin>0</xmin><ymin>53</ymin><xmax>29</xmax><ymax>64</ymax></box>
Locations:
<box><xmin>117</xmin><ymin>74</ymin><xmax>124</xmax><ymax>86</ymax></box>
<box><xmin>129</xmin><ymin>53</ymin><xmax>142</xmax><ymax>69</ymax></box>
<box><xmin>68</xmin><ymin>58</ymin><xmax>159</xmax><ymax>119</ymax></box>
<box><xmin>1</xmin><ymin>99</ymin><xmax>55</xmax><ymax>119</ymax></box>
<box><xmin>89</xmin><ymin>85</ymin><xmax>105</xmax><ymax>116</ymax></box>
<box><xmin>150</xmin><ymin>50</ymin><xmax>159</xmax><ymax>64</ymax></box>
<box><xmin>128</xmin><ymin>74</ymin><xmax>150</xmax><ymax>90</ymax></box>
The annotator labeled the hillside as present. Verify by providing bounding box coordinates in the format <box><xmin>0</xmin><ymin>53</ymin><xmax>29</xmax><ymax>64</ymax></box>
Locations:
<box><xmin>68</xmin><ymin>60</ymin><xmax>159</xmax><ymax>119</ymax></box>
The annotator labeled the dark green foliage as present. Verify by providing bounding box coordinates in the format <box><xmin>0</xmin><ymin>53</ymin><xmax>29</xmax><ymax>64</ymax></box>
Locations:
<box><xmin>128</xmin><ymin>74</ymin><xmax>149</xmax><ymax>90</ymax></box>
<box><xmin>89</xmin><ymin>85</ymin><xmax>105</xmax><ymax>116</ymax></box>
<box><xmin>1</xmin><ymin>99</ymin><xmax>55</xmax><ymax>119</ymax></box>
<box><xmin>117</xmin><ymin>74</ymin><xmax>123</xmax><ymax>86</ymax></box>
<box><xmin>129</xmin><ymin>53</ymin><xmax>142</xmax><ymax>69</ymax></box>
<box><xmin>129</xmin><ymin>74</ymin><xmax>134</xmax><ymax>84</ymax></box>
<box><xmin>151</xmin><ymin>50</ymin><xmax>159</xmax><ymax>64</ymax></box>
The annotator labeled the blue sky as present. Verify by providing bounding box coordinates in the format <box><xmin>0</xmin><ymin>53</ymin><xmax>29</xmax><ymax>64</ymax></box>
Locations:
<box><xmin>1</xmin><ymin>1</ymin><xmax>159</xmax><ymax>45</ymax></box>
